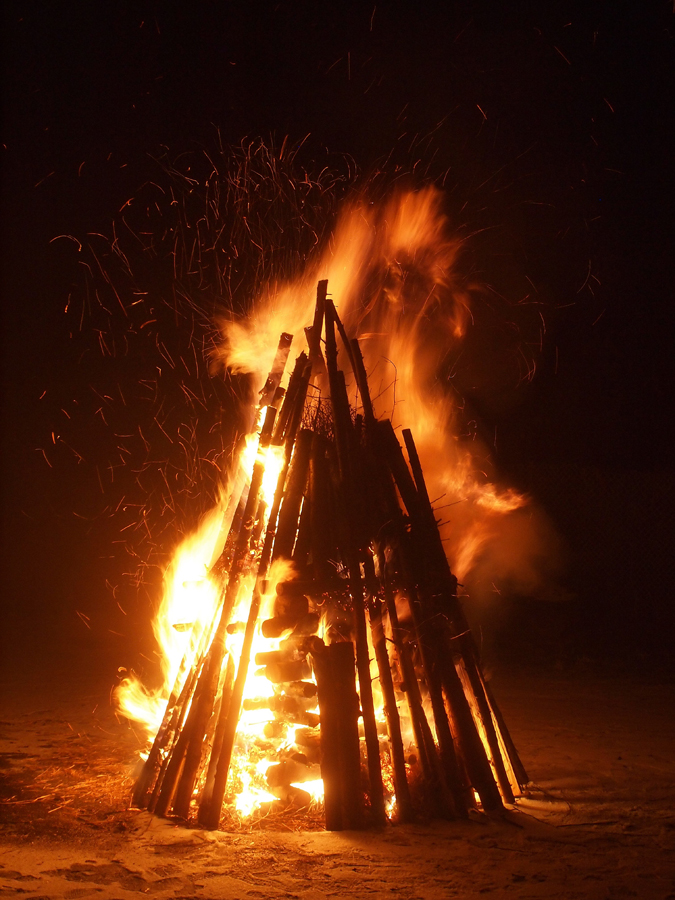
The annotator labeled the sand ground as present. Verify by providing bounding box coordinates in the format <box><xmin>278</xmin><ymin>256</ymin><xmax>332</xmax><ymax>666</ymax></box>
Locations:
<box><xmin>1</xmin><ymin>666</ymin><xmax>674</xmax><ymax>899</ymax></box>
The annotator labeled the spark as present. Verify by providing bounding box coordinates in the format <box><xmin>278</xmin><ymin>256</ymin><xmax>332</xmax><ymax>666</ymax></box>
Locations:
<box><xmin>50</xmin><ymin>234</ymin><xmax>82</xmax><ymax>251</ymax></box>
<box><xmin>76</xmin><ymin>611</ymin><xmax>91</xmax><ymax>629</ymax></box>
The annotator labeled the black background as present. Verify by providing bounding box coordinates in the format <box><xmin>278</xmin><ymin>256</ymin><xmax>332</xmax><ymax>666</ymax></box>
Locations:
<box><xmin>2</xmin><ymin>1</ymin><xmax>674</xmax><ymax>684</ymax></box>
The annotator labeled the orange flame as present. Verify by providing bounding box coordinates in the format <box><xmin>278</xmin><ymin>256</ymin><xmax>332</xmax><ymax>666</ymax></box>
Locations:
<box><xmin>216</xmin><ymin>186</ymin><xmax>528</xmax><ymax>583</ymax></box>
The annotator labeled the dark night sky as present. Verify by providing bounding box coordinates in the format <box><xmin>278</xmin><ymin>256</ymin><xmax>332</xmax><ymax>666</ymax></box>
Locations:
<box><xmin>2</xmin><ymin>1</ymin><xmax>674</xmax><ymax>677</ymax></box>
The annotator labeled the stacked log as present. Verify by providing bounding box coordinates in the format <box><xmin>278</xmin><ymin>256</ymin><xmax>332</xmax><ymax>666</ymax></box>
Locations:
<box><xmin>129</xmin><ymin>279</ymin><xmax>527</xmax><ymax>831</ymax></box>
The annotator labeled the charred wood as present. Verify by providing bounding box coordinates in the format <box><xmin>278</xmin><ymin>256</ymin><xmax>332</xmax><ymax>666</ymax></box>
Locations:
<box><xmin>367</xmin><ymin>592</ymin><xmax>414</xmax><ymax>822</ymax></box>
<box><xmin>324</xmin><ymin>305</ymin><xmax>386</xmax><ymax>825</ymax></box>
<box><xmin>197</xmin><ymin>654</ymin><xmax>236</xmax><ymax>826</ymax></box>
<box><xmin>273</xmin><ymin>428</ymin><xmax>313</xmax><ymax>560</ymax></box>
<box><xmin>311</xmin><ymin>641</ymin><xmax>363</xmax><ymax>831</ymax></box>
<box><xmin>402</xmin><ymin>428</ymin><xmax>516</xmax><ymax>805</ymax></box>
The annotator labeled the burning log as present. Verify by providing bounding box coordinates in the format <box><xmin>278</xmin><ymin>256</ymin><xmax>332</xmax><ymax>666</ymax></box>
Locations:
<box><xmin>261</xmin><ymin>613</ymin><xmax>319</xmax><ymax>639</ymax></box>
<box><xmin>197</xmin><ymin>654</ymin><xmax>236</xmax><ymax>824</ymax></box>
<box><xmin>273</xmin><ymin>428</ymin><xmax>313</xmax><ymax>559</ymax></box>
<box><xmin>127</xmin><ymin>277</ymin><xmax>527</xmax><ymax>832</ymax></box>
<box><xmin>311</xmin><ymin>641</ymin><xmax>364</xmax><ymax>830</ymax></box>
<box><xmin>200</xmin><ymin>353</ymin><xmax>317</xmax><ymax>829</ymax></box>
<box><xmin>368</xmin><ymin>592</ymin><xmax>414</xmax><ymax>822</ymax></box>
<box><xmin>294</xmin><ymin>727</ymin><xmax>322</xmax><ymax>763</ymax></box>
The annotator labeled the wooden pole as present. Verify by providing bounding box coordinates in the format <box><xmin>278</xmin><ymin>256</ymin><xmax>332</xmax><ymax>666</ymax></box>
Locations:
<box><xmin>145</xmin><ymin>616</ymin><xmax>220</xmax><ymax>814</ymax></box>
<box><xmin>377</xmin><ymin>551</ymin><xmax>458</xmax><ymax>819</ymax></box>
<box><xmin>259</xmin><ymin>332</ymin><xmax>294</xmax><ymax>408</ymax></box>
<box><xmin>367</xmin><ymin>592</ymin><xmax>414</xmax><ymax>822</ymax></box>
<box><xmin>311</xmin><ymin>641</ymin><xmax>363</xmax><ymax>830</ymax></box>
<box><xmin>273</xmin><ymin>428</ymin><xmax>313</xmax><ymax>559</ymax></box>
<box><xmin>376</xmin><ymin>421</ymin><xmax>508</xmax><ymax>807</ymax></box>
<box><xmin>200</xmin><ymin>578</ymin><xmax>264</xmax><ymax>829</ymax></box>
<box><xmin>131</xmin><ymin>647</ymin><xmax>192</xmax><ymax>810</ymax></box>
<box><xmin>196</xmin><ymin>653</ymin><xmax>236</xmax><ymax>824</ymax></box>
<box><xmin>309</xmin><ymin>435</ymin><xmax>338</xmax><ymax>585</ymax></box>
<box><xmin>324</xmin><ymin>304</ymin><xmax>386</xmax><ymax>825</ymax></box>
<box><xmin>401</xmin><ymin>427</ymin><xmax>517</xmax><ymax>804</ymax></box>
<box><xmin>348</xmin><ymin>336</ymin><xmax>469</xmax><ymax>818</ymax></box>
<box><xmin>306</xmin><ymin>280</ymin><xmax>327</xmax><ymax>366</ymax></box>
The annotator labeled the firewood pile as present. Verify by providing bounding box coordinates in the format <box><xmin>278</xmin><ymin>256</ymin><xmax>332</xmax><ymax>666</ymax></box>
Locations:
<box><xmin>130</xmin><ymin>280</ymin><xmax>528</xmax><ymax>831</ymax></box>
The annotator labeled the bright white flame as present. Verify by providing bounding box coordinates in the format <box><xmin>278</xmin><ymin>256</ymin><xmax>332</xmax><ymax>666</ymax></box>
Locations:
<box><xmin>291</xmin><ymin>779</ymin><xmax>324</xmax><ymax>803</ymax></box>
<box><xmin>233</xmin><ymin>770</ymin><xmax>276</xmax><ymax>817</ymax></box>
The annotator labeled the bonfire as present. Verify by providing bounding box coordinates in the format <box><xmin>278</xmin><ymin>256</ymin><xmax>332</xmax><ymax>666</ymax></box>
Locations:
<box><xmin>115</xmin><ymin>187</ymin><xmax>531</xmax><ymax>831</ymax></box>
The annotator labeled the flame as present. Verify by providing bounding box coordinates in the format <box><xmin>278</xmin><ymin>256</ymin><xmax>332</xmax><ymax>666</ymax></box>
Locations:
<box><xmin>240</xmin><ymin>413</ymin><xmax>286</xmax><ymax>506</ymax></box>
<box><xmin>216</xmin><ymin>186</ymin><xmax>530</xmax><ymax>583</ymax></box>
<box><xmin>115</xmin><ymin>401</ymin><xmax>289</xmax><ymax>731</ymax></box>
<box><xmin>221</xmin><ymin>558</ymin><xmax>325</xmax><ymax>815</ymax></box>
<box><xmin>117</xmin><ymin>184</ymin><xmax>548</xmax><ymax>821</ymax></box>
<box><xmin>115</xmin><ymin>498</ymin><xmax>228</xmax><ymax>734</ymax></box>
<box><xmin>292</xmin><ymin>779</ymin><xmax>324</xmax><ymax>803</ymax></box>
<box><xmin>233</xmin><ymin>772</ymin><xmax>276</xmax><ymax>817</ymax></box>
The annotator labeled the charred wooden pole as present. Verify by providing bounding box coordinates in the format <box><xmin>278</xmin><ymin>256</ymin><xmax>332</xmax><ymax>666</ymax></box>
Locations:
<box><xmin>199</xmin><ymin>579</ymin><xmax>263</xmax><ymax>828</ymax></box>
<box><xmin>345</xmin><ymin>337</ymin><xmax>413</xmax><ymax>821</ymax></box>
<box><xmin>196</xmin><ymin>654</ymin><xmax>236</xmax><ymax>822</ymax></box>
<box><xmin>309</xmin><ymin>434</ymin><xmax>340</xmax><ymax>585</ymax></box>
<box><xmin>367</xmin><ymin>589</ymin><xmax>414</xmax><ymax>821</ymax></box>
<box><xmin>142</xmin><ymin>603</ymin><xmax>225</xmax><ymax>814</ymax></box>
<box><xmin>380</xmin><ymin>421</ymin><xmax>505</xmax><ymax>811</ymax></box>
<box><xmin>131</xmin><ymin>640</ymin><xmax>197</xmax><ymax>810</ymax></box>
<box><xmin>382</xmin><ymin>577</ymin><xmax>456</xmax><ymax>818</ymax></box>
<box><xmin>324</xmin><ymin>302</ymin><xmax>386</xmax><ymax>825</ymax></box>
<box><xmin>273</xmin><ymin>428</ymin><xmax>313</xmax><ymax>559</ymax></box>
<box><xmin>307</xmin><ymin>280</ymin><xmax>328</xmax><ymax>366</ymax></box>
<box><xmin>311</xmin><ymin>641</ymin><xmax>364</xmax><ymax>830</ymax></box>
<box><xmin>375</xmin><ymin>562</ymin><xmax>431</xmax><ymax>775</ymax></box>
<box><xmin>401</xmin><ymin>427</ymin><xmax>521</xmax><ymax>802</ymax></box>
<box><xmin>142</xmin><ymin>648</ymin><xmax>207</xmax><ymax>813</ymax></box>
<box><xmin>378</xmin><ymin>421</ymin><xmax>502</xmax><ymax>810</ymax></box>
<box><xmin>348</xmin><ymin>337</ymin><xmax>466</xmax><ymax>817</ymax></box>
<box><xmin>369</xmin><ymin>422</ymin><xmax>470</xmax><ymax>812</ymax></box>
<box><xmin>258</xmin><ymin>333</ymin><xmax>294</xmax><ymax>408</ymax></box>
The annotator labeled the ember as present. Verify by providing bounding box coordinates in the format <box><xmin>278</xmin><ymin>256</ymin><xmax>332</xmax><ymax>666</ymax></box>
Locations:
<box><xmin>118</xmin><ymin>277</ymin><xmax>527</xmax><ymax>831</ymax></box>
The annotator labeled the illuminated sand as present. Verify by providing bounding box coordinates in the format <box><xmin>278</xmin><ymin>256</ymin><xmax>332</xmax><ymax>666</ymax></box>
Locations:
<box><xmin>1</xmin><ymin>664</ymin><xmax>673</xmax><ymax>899</ymax></box>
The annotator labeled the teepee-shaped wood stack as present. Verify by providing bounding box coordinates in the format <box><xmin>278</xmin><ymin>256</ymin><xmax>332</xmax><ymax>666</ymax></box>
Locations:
<box><xmin>130</xmin><ymin>280</ymin><xmax>528</xmax><ymax>830</ymax></box>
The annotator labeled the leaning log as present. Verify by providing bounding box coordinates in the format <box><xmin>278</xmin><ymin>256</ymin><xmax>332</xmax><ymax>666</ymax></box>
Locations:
<box><xmin>324</xmin><ymin>304</ymin><xmax>386</xmax><ymax>825</ymax></box>
<box><xmin>367</xmin><ymin>591</ymin><xmax>414</xmax><ymax>822</ymax></box>
<box><xmin>401</xmin><ymin>427</ymin><xmax>517</xmax><ymax>804</ymax></box>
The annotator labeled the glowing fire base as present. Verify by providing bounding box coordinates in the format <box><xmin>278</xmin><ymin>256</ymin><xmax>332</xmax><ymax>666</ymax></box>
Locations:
<box><xmin>129</xmin><ymin>281</ymin><xmax>528</xmax><ymax>830</ymax></box>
